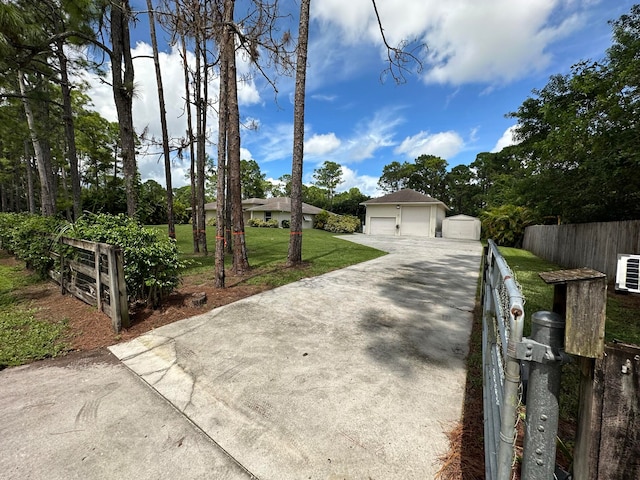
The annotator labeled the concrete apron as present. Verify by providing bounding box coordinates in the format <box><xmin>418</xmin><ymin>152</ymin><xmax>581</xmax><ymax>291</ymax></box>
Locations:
<box><xmin>110</xmin><ymin>235</ymin><xmax>483</xmax><ymax>480</ymax></box>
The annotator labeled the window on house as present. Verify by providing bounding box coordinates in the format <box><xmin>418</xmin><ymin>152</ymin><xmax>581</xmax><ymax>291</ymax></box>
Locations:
<box><xmin>303</xmin><ymin>215</ymin><xmax>312</xmax><ymax>222</ymax></box>
<box><xmin>265</xmin><ymin>211</ymin><xmax>272</xmax><ymax>221</ymax></box>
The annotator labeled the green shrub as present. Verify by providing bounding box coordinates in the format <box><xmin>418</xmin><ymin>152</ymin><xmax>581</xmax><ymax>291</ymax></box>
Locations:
<box><xmin>313</xmin><ymin>210</ymin><xmax>330</xmax><ymax>230</ymax></box>
<box><xmin>281</xmin><ymin>219</ymin><xmax>290</xmax><ymax>228</ymax></box>
<box><xmin>0</xmin><ymin>213</ymin><xmax>64</xmax><ymax>277</ymax></box>
<box><xmin>248</xmin><ymin>218</ymin><xmax>278</xmax><ymax>228</ymax></box>
<box><xmin>480</xmin><ymin>205</ymin><xmax>537</xmax><ymax>248</ymax></box>
<box><xmin>66</xmin><ymin>213</ymin><xmax>187</xmax><ymax>307</ymax></box>
<box><xmin>324</xmin><ymin>214</ymin><xmax>361</xmax><ymax>234</ymax></box>
<box><xmin>0</xmin><ymin>212</ymin><xmax>21</xmax><ymax>252</ymax></box>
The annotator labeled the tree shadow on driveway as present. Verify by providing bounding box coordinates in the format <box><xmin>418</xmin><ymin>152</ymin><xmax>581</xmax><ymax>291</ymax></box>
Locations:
<box><xmin>358</xmin><ymin>251</ymin><xmax>481</xmax><ymax>376</ymax></box>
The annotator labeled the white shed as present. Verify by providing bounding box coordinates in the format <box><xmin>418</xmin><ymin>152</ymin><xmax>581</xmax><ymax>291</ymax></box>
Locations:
<box><xmin>361</xmin><ymin>189</ymin><xmax>448</xmax><ymax>237</ymax></box>
<box><xmin>442</xmin><ymin>214</ymin><xmax>481</xmax><ymax>240</ymax></box>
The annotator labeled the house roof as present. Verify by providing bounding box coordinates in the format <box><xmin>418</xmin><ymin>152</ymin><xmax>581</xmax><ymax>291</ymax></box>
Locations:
<box><xmin>246</xmin><ymin>197</ymin><xmax>325</xmax><ymax>215</ymax></box>
<box><xmin>242</xmin><ymin>198</ymin><xmax>267</xmax><ymax>205</ymax></box>
<box><xmin>204</xmin><ymin>198</ymin><xmax>265</xmax><ymax>210</ymax></box>
<box><xmin>445</xmin><ymin>214</ymin><xmax>479</xmax><ymax>221</ymax></box>
<box><xmin>361</xmin><ymin>189</ymin><xmax>448</xmax><ymax>208</ymax></box>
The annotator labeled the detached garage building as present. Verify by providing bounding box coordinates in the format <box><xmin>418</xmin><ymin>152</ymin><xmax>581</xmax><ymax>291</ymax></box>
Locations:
<box><xmin>442</xmin><ymin>214</ymin><xmax>481</xmax><ymax>240</ymax></box>
<box><xmin>361</xmin><ymin>189</ymin><xmax>448</xmax><ymax>237</ymax></box>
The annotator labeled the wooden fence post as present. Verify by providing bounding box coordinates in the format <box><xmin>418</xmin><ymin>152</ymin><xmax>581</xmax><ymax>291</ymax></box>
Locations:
<box><xmin>106</xmin><ymin>245</ymin><xmax>129</xmax><ymax>332</ymax></box>
<box><xmin>539</xmin><ymin>268</ymin><xmax>607</xmax><ymax>480</ymax></box>
<box><xmin>115</xmin><ymin>247</ymin><xmax>129</xmax><ymax>329</ymax></box>
<box><xmin>591</xmin><ymin>342</ymin><xmax>640</xmax><ymax>479</ymax></box>
<box><xmin>94</xmin><ymin>243</ymin><xmax>102</xmax><ymax>313</ymax></box>
<box><xmin>59</xmin><ymin>237</ymin><xmax>66</xmax><ymax>295</ymax></box>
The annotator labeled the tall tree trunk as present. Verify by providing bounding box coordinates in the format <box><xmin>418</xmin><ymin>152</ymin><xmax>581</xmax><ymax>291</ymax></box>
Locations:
<box><xmin>111</xmin><ymin>0</ymin><xmax>138</xmax><ymax>217</ymax></box>
<box><xmin>224</xmin><ymin>0</ymin><xmax>249</xmax><ymax>274</ymax></box>
<box><xmin>214</xmin><ymin>38</ymin><xmax>229</xmax><ymax>288</ymax></box>
<box><xmin>180</xmin><ymin>34</ymin><xmax>198</xmax><ymax>252</ymax></box>
<box><xmin>287</xmin><ymin>0</ymin><xmax>311</xmax><ymax>266</ymax></box>
<box><xmin>225</xmin><ymin>176</ymin><xmax>232</xmax><ymax>254</ymax></box>
<box><xmin>56</xmin><ymin>41</ymin><xmax>82</xmax><ymax>220</ymax></box>
<box><xmin>200</xmin><ymin>4</ymin><xmax>210</xmax><ymax>253</ymax></box>
<box><xmin>194</xmin><ymin>26</ymin><xmax>207</xmax><ymax>254</ymax></box>
<box><xmin>24</xmin><ymin>141</ymin><xmax>36</xmax><ymax>213</ymax></box>
<box><xmin>147</xmin><ymin>0</ymin><xmax>175</xmax><ymax>238</ymax></box>
<box><xmin>59</xmin><ymin>164</ymin><xmax>72</xmax><ymax>220</ymax></box>
<box><xmin>18</xmin><ymin>71</ymin><xmax>56</xmax><ymax>216</ymax></box>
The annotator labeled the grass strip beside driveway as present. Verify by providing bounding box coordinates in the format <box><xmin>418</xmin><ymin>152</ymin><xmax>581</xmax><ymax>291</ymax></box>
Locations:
<box><xmin>0</xmin><ymin>258</ymin><xmax>69</xmax><ymax>369</ymax></box>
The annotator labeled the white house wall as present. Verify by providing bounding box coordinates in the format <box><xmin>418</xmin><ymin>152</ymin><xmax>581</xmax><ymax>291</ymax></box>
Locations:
<box><xmin>204</xmin><ymin>209</ymin><xmax>251</xmax><ymax>225</ymax></box>
<box><xmin>365</xmin><ymin>204</ymin><xmax>447</xmax><ymax>237</ymax></box>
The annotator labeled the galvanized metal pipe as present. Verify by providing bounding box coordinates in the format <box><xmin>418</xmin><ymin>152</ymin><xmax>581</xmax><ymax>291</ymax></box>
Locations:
<box><xmin>521</xmin><ymin>311</ymin><xmax>566</xmax><ymax>479</ymax></box>
<box><xmin>485</xmin><ymin>240</ymin><xmax>526</xmax><ymax>480</ymax></box>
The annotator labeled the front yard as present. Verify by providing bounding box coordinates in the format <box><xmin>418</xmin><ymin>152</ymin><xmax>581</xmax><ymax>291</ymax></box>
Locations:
<box><xmin>0</xmin><ymin>227</ymin><xmax>384</xmax><ymax>368</ymax></box>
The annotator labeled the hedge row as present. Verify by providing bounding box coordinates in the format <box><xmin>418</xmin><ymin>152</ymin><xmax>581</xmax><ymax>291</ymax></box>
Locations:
<box><xmin>0</xmin><ymin>213</ymin><xmax>185</xmax><ymax>307</ymax></box>
<box><xmin>247</xmin><ymin>218</ymin><xmax>279</xmax><ymax>228</ymax></box>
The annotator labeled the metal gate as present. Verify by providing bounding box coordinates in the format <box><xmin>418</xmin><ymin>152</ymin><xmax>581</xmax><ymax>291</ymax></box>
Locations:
<box><xmin>481</xmin><ymin>240</ymin><xmax>525</xmax><ymax>479</ymax></box>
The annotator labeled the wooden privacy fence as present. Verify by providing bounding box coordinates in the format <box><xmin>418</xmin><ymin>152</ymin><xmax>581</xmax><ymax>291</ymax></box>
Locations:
<box><xmin>523</xmin><ymin>220</ymin><xmax>640</xmax><ymax>279</ymax></box>
<box><xmin>579</xmin><ymin>341</ymin><xmax>640</xmax><ymax>479</ymax></box>
<box><xmin>49</xmin><ymin>236</ymin><xmax>129</xmax><ymax>332</ymax></box>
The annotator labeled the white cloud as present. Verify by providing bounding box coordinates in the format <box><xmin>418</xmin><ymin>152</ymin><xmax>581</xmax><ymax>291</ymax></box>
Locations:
<box><xmin>394</xmin><ymin>130</ymin><xmax>464</xmax><ymax>160</ymax></box>
<box><xmin>310</xmin><ymin>93</ymin><xmax>338</xmax><ymax>102</ymax></box>
<box><xmin>339</xmin><ymin>165</ymin><xmax>382</xmax><ymax>197</ymax></box>
<box><xmin>78</xmin><ymin>42</ymin><xmax>263</xmax><ymax>188</ymax></box>
<box><xmin>240</xmin><ymin>147</ymin><xmax>254</xmax><ymax>160</ymax></box>
<box><xmin>311</xmin><ymin>0</ymin><xmax>588</xmax><ymax>86</ymax></box>
<box><xmin>492</xmin><ymin>125</ymin><xmax>520</xmax><ymax>152</ymax></box>
<box><xmin>245</xmin><ymin>108</ymin><xmax>405</xmax><ymax>169</ymax></box>
<box><xmin>344</xmin><ymin>109</ymin><xmax>404</xmax><ymax>162</ymax></box>
<box><xmin>305</xmin><ymin>133</ymin><xmax>341</xmax><ymax>156</ymax></box>
<box><xmin>245</xmin><ymin>123</ymin><xmax>294</xmax><ymax>163</ymax></box>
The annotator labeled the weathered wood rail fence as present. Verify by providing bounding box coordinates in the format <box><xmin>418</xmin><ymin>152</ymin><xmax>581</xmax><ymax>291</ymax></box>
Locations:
<box><xmin>49</xmin><ymin>236</ymin><xmax>129</xmax><ymax>332</ymax></box>
<box><xmin>523</xmin><ymin>220</ymin><xmax>640</xmax><ymax>279</ymax></box>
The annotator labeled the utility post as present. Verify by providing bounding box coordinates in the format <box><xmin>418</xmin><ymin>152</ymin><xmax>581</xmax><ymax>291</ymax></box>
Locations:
<box><xmin>520</xmin><ymin>310</ymin><xmax>567</xmax><ymax>479</ymax></box>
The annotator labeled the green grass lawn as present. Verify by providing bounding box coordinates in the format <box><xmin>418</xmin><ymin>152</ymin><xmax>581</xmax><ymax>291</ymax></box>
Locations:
<box><xmin>151</xmin><ymin>224</ymin><xmax>387</xmax><ymax>287</ymax></box>
<box><xmin>500</xmin><ymin>246</ymin><xmax>640</xmax><ymax>345</ymax></box>
<box><xmin>1</xmin><ymin>226</ymin><xmax>383</xmax><ymax>369</ymax></box>
<box><xmin>0</xmin><ymin>254</ymin><xmax>68</xmax><ymax>369</ymax></box>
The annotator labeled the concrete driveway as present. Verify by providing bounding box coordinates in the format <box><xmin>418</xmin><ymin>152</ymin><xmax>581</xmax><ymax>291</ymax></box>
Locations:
<box><xmin>110</xmin><ymin>234</ymin><xmax>482</xmax><ymax>479</ymax></box>
<box><xmin>0</xmin><ymin>235</ymin><xmax>481</xmax><ymax>480</ymax></box>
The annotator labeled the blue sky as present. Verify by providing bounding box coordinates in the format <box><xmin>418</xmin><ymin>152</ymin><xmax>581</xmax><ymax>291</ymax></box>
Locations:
<box><xmin>82</xmin><ymin>0</ymin><xmax>634</xmax><ymax>197</ymax></box>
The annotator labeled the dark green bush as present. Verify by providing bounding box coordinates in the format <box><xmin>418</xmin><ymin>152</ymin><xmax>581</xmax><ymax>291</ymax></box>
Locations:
<box><xmin>0</xmin><ymin>213</ymin><xmax>64</xmax><ymax>277</ymax></box>
<box><xmin>281</xmin><ymin>219</ymin><xmax>290</xmax><ymax>228</ymax></box>
<box><xmin>248</xmin><ymin>218</ymin><xmax>278</xmax><ymax>228</ymax></box>
<box><xmin>0</xmin><ymin>212</ymin><xmax>21</xmax><ymax>251</ymax></box>
<box><xmin>0</xmin><ymin>212</ymin><xmax>186</xmax><ymax>307</ymax></box>
<box><xmin>64</xmin><ymin>213</ymin><xmax>187</xmax><ymax>307</ymax></box>
<box><xmin>480</xmin><ymin>204</ymin><xmax>537</xmax><ymax>248</ymax></box>
<box><xmin>313</xmin><ymin>210</ymin><xmax>330</xmax><ymax>230</ymax></box>
<box><xmin>324</xmin><ymin>214</ymin><xmax>361</xmax><ymax>234</ymax></box>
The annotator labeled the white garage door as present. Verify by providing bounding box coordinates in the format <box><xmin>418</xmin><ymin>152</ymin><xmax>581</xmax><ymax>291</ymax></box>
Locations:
<box><xmin>369</xmin><ymin>217</ymin><xmax>396</xmax><ymax>235</ymax></box>
<box><xmin>401</xmin><ymin>207</ymin><xmax>430</xmax><ymax>236</ymax></box>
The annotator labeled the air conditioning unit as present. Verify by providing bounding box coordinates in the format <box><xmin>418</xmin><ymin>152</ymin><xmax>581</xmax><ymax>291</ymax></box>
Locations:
<box><xmin>616</xmin><ymin>254</ymin><xmax>640</xmax><ymax>293</ymax></box>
